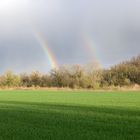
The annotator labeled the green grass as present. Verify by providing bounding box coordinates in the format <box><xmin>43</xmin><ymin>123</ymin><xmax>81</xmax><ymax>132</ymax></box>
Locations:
<box><xmin>0</xmin><ymin>90</ymin><xmax>140</xmax><ymax>140</ymax></box>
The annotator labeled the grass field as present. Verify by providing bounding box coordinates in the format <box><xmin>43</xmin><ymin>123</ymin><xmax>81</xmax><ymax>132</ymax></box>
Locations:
<box><xmin>0</xmin><ymin>90</ymin><xmax>140</xmax><ymax>140</ymax></box>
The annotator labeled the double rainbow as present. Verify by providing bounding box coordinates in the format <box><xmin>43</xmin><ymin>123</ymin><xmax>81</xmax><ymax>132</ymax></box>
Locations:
<box><xmin>33</xmin><ymin>28</ymin><xmax>102</xmax><ymax>70</ymax></box>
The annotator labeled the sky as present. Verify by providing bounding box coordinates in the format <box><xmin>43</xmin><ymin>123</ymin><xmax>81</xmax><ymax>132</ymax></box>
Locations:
<box><xmin>0</xmin><ymin>0</ymin><xmax>140</xmax><ymax>73</ymax></box>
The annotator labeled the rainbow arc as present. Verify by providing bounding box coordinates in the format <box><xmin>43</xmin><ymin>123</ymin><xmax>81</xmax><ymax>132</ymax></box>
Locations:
<box><xmin>34</xmin><ymin>30</ymin><xmax>58</xmax><ymax>69</ymax></box>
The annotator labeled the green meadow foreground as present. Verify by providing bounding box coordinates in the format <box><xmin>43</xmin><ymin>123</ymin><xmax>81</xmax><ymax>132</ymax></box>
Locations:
<box><xmin>0</xmin><ymin>90</ymin><xmax>140</xmax><ymax>140</ymax></box>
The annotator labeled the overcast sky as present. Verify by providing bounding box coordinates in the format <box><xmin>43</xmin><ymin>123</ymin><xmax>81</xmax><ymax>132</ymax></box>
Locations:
<box><xmin>0</xmin><ymin>0</ymin><xmax>140</xmax><ymax>73</ymax></box>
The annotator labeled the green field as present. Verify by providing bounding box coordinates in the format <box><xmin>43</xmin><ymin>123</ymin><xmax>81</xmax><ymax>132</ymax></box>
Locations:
<box><xmin>0</xmin><ymin>90</ymin><xmax>140</xmax><ymax>140</ymax></box>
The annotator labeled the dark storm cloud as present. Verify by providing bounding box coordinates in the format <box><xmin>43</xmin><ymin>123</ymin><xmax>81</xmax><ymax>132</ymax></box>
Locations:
<box><xmin>0</xmin><ymin>0</ymin><xmax>140</xmax><ymax>73</ymax></box>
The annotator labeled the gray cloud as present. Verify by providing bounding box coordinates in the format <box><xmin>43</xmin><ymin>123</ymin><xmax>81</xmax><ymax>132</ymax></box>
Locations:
<box><xmin>0</xmin><ymin>0</ymin><xmax>140</xmax><ymax>73</ymax></box>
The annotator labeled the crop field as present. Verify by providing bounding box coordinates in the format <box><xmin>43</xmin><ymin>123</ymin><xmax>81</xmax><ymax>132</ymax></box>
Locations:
<box><xmin>0</xmin><ymin>90</ymin><xmax>140</xmax><ymax>140</ymax></box>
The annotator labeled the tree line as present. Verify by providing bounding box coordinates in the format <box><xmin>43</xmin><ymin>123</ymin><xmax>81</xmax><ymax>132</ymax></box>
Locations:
<box><xmin>0</xmin><ymin>55</ymin><xmax>139</xmax><ymax>89</ymax></box>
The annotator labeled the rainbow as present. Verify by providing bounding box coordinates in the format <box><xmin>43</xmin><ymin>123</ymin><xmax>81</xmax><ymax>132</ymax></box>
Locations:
<box><xmin>33</xmin><ymin>30</ymin><xmax>58</xmax><ymax>69</ymax></box>
<box><xmin>83</xmin><ymin>34</ymin><xmax>102</xmax><ymax>69</ymax></box>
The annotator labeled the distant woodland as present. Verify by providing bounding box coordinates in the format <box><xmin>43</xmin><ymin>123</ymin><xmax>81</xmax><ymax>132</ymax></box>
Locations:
<box><xmin>0</xmin><ymin>55</ymin><xmax>140</xmax><ymax>89</ymax></box>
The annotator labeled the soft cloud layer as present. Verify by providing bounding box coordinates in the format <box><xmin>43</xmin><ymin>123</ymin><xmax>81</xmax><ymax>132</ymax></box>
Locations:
<box><xmin>0</xmin><ymin>0</ymin><xmax>140</xmax><ymax>73</ymax></box>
